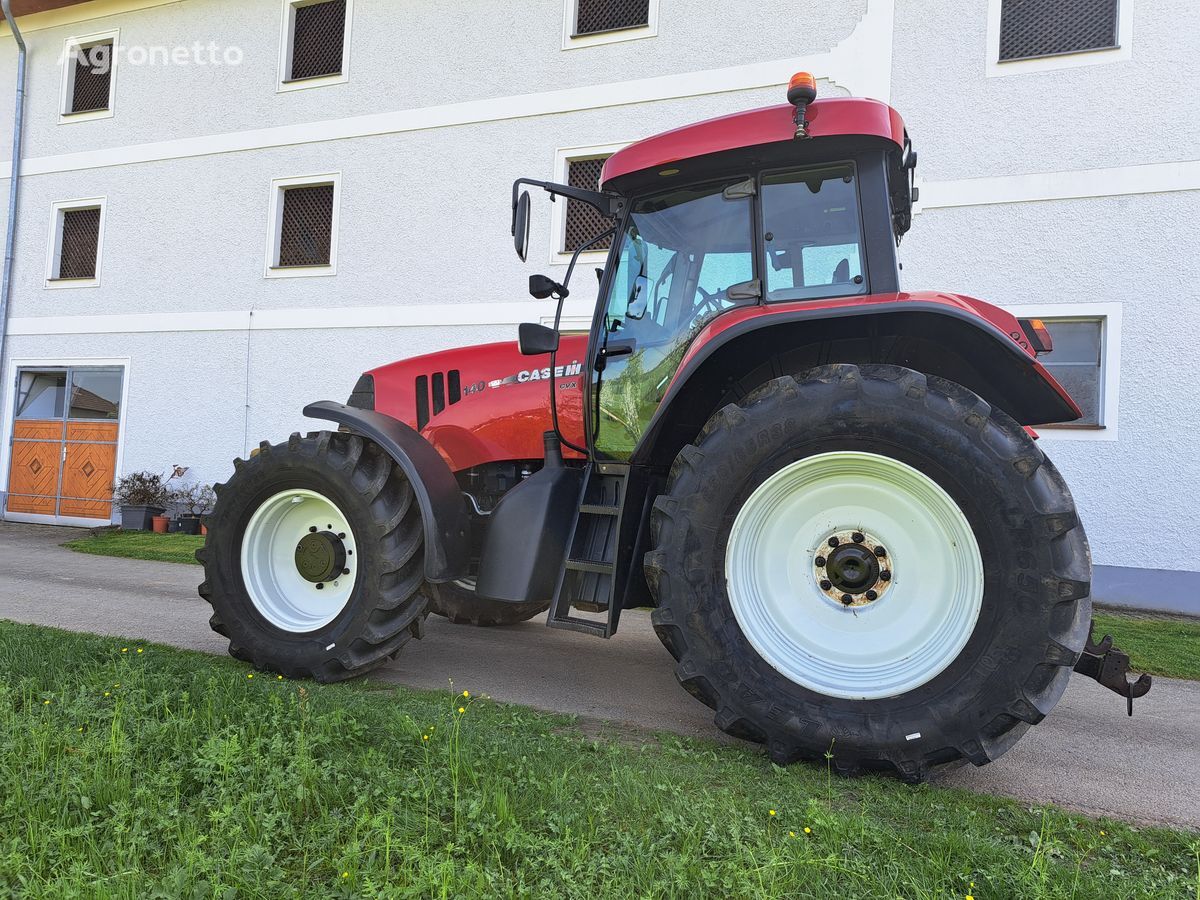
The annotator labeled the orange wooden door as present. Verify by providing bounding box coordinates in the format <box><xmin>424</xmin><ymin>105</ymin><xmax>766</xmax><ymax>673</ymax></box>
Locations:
<box><xmin>59</xmin><ymin>421</ymin><xmax>119</xmax><ymax>519</ymax></box>
<box><xmin>6</xmin><ymin>420</ymin><xmax>64</xmax><ymax>516</ymax></box>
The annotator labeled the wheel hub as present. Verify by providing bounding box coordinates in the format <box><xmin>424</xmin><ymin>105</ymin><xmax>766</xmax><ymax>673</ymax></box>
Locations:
<box><xmin>294</xmin><ymin>530</ymin><xmax>347</xmax><ymax>584</ymax></box>
<box><xmin>814</xmin><ymin>529</ymin><xmax>892</xmax><ymax>608</ymax></box>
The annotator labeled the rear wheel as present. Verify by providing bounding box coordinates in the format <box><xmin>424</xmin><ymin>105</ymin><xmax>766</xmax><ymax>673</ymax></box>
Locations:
<box><xmin>198</xmin><ymin>431</ymin><xmax>428</xmax><ymax>682</ymax></box>
<box><xmin>646</xmin><ymin>364</ymin><xmax>1091</xmax><ymax>780</ymax></box>
<box><xmin>425</xmin><ymin>579</ymin><xmax>549</xmax><ymax>627</ymax></box>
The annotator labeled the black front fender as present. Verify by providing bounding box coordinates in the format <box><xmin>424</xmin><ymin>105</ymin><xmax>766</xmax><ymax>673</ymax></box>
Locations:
<box><xmin>304</xmin><ymin>401</ymin><xmax>469</xmax><ymax>582</ymax></box>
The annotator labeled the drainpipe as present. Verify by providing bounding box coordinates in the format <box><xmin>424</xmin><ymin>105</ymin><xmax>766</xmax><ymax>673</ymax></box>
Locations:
<box><xmin>0</xmin><ymin>0</ymin><xmax>25</xmax><ymax>386</ymax></box>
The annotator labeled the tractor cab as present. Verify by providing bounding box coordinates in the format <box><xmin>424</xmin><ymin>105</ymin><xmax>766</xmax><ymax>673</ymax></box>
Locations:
<box><xmin>511</xmin><ymin>74</ymin><xmax>918</xmax><ymax>465</ymax></box>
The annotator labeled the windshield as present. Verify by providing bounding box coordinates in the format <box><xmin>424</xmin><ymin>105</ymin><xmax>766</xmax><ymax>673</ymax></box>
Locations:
<box><xmin>593</xmin><ymin>179</ymin><xmax>755</xmax><ymax>459</ymax></box>
<box><xmin>761</xmin><ymin>163</ymin><xmax>866</xmax><ymax>301</ymax></box>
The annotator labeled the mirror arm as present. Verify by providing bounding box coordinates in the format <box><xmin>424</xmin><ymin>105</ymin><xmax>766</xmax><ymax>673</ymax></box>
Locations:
<box><xmin>511</xmin><ymin>177</ymin><xmax>626</xmax><ymax>219</ymax></box>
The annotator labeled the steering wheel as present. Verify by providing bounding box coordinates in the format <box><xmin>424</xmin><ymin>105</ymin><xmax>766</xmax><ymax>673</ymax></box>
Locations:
<box><xmin>694</xmin><ymin>284</ymin><xmax>729</xmax><ymax>322</ymax></box>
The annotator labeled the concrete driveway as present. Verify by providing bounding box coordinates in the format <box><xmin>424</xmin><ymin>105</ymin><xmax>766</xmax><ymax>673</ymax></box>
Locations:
<box><xmin>1</xmin><ymin>522</ymin><xmax>1197</xmax><ymax>831</ymax></box>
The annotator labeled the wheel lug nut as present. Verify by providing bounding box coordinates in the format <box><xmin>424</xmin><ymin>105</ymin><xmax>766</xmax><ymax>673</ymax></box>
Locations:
<box><xmin>852</xmin><ymin>531</ymin><xmax>865</xmax><ymax>543</ymax></box>
<box><xmin>815</xmin><ymin>556</ymin><xmax>826</xmax><ymax>567</ymax></box>
<box><xmin>342</xmin><ymin>568</ymin><xmax>351</xmax><ymax>575</ymax></box>
<box><xmin>865</xmin><ymin>589</ymin><xmax>878</xmax><ymax>601</ymax></box>
<box><xmin>875</xmin><ymin>546</ymin><xmax>887</xmax><ymax>558</ymax></box>
<box><xmin>338</xmin><ymin>532</ymin><xmax>346</xmax><ymax>540</ymax></box>
<box><xmin>879</xmin><ymin>570</ymin><xmax>891</xmax><ymax>582</ymax></box>
<box><xmin>309</xmin><ymin>526</ymin><xmax>317</xmax><ymax>533</ymax></box>
<box><xmin>819</xmin><ymin>579</ymin><xmax>832</xmax><ymax>591</ymax></box>
<box><xmin>840</xmin><ymin>594</ymin><xmax>854</xmax><ymax>605</ymax></box>
<box><xmin>827</xmin><ymin>536</ymin><xmax>840</xmax><ymax>548</ymax></box>
<box><xmin>315</xmin><ymin>583</ymin><xmax>324</xmax><ymax>590</ymax></box>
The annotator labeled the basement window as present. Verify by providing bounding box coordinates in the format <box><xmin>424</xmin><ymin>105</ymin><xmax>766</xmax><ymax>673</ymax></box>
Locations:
<box><xmin>267</xmin><ymin>175</ymin><xmax>340</xmax><ymax>277</ymax></box>
<box><xmin>60</xmin><ymin>30</ymin><xmax>118</xmax><ymax>122</ymax></box>
<box><xmin>279</xmin><ymin>0</ymin><xmax>352</xmax><ymax>91</ymax></box>
<box><xmin>46</xmin><ymin>199</ymin><xmax>105</xmax><ymax>288</ymax></box>
<box><xmin>563</xmin><ymin>0</ymin><xmax>658</xmax><ymax>48</ymax></box>
<box><xmin>1039</xmin><ymin>318</ymin><xmax>1104</xmax><ymax>427</ymax></box>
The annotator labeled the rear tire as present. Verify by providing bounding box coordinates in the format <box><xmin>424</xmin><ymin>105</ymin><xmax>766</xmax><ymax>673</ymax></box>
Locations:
<box><xmin>425</xmin><ymin>580</ymin><xmax>549</xmax><ymax>626</ymax></box>
<box><xmin>646</xmin><ymin>364</ymin><xmax>1091</xmax><ymax>781</ymax></box>
<box><xmin>198</xmin><ymin>431</ymin><xmax>428</xmax><ymax>682</ymax></box>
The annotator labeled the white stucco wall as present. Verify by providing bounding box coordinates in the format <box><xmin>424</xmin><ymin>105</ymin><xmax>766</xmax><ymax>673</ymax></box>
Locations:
<box><xmin>0</xmin><ymin>0</ymin><xmax>1196</xmax><ymax>592</ymax></box>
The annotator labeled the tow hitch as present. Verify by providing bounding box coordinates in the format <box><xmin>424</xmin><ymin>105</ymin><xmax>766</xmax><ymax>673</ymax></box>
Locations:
<box><xmin>1073</xmin><ymin>621</ymin><xmax>1153</xmax><ymax>716</ymax></box>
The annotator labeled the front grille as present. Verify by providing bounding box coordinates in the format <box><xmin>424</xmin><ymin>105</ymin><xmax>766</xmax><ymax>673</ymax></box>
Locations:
<box><xmin>58</xmin><ymin>208</ymin><xmax>101</xmax><ymax>279</ymax></box>
<box><xmin>575</xmin><ymin>0</ymin><xmax>650</xmax><ymax>36</ymax></box>
<box><xmin>290</xmin><ymin>0</ymin><xmax>346</xmax><ymax>80</ymax></box>
<box><xmin>999</xmin><ymin>0</ymin><xmax>1118</xmax><ymax>62</ymax></box>
<box><xmin>70</xmin><ymin>42</ymin><xmax>113</xmax><ymax>113</ymax></box>
<box><xmin>564</xmin><ymin>157</ymin><xmax>613</xmax><ymax>253</ymax></box>
<box><xmin>278</xmin><ymin>184</ymin><xmax>334</xmax><ymax>267</ymax></box>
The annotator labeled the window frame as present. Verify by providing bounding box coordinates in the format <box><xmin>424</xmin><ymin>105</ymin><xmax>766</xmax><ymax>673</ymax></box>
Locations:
<box><xmin>264</xmin><ymin>173</ymin><xmax>341</xmax><ymax>279</ymax></box>
<box><xmin>986</xmin><ymin>0</ymin><xmax>1132</xmax><ymax>77</ymax></box>
<box><xmin>58</xmin><ymin>29</ymin><xmax>119</xmax><ymax>124</ymax></box>
<box><xmin>1003</xmin><ymin>302</ymin><xmax>1122</xmax><ymax>441</ymax></box>
<box><xmin>561</xmin><ymin>0</ymin><xmax>659</xmax><ymax>50</ymax></box>
<box><xmin>44</xmin><ymin>197</ymin><xmax>106</xmax><ymax>289</ymax></box>
<box><xmin>277</xmin><ymin>0</ymin><xmax>354</xmax><ymax>93</ymax></box>
<box><xmin>550</xmin><ymin>142</ymin><xmax>629</xmax><ymax>266</ymax></box>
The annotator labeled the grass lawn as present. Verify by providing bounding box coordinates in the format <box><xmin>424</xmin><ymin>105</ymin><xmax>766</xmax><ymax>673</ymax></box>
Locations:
<box><xmin>1093</xmin><ymin>611</ymin><xmax>1200</xmax><ymax>682</ymax></box>
<box><xmin>1</xmin><ymin>622</ymin><xmax>1196</xmax><ymax>898</ymax></box>
<box><xmin>62</xmin><ymin>529</ymin><xmax>205</xmax><ymax>565</ymax></box>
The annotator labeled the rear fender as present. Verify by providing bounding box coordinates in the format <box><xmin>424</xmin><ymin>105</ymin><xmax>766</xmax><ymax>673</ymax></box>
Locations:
<box><xmin>632</xmin><ymin>299</ymin><xmax>1081</xmax><ymax>469</ymax></box>
<box><xmin>304</xmin><ymin>401</ymin><xmax>470</xmax><ymax>582</ymax></box>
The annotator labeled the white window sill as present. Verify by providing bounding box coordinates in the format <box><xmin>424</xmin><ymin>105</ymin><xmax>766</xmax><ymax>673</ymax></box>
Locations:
<box><xmin>58</xmin><ymin>107</ymin><xmax>113</xmax><ymax>124</ymax></box>
<box><xmin>562</xmin><ymin>25</ymin><xmax>656</xmax><ymax>50</ymax></box>
<box><xmin>45</xmin><ymin>277</ymin><xmax>100</xmax><ymax>289</ymax></box>
<box><xmin>265</xmin><ymin>264</ymin><xmax>336</xmax><ymax>279</ymax></box>
<box><xmin>277</xmin><ymin>72</ymin><xmax>348</xmax><ymax>93</ymax></box>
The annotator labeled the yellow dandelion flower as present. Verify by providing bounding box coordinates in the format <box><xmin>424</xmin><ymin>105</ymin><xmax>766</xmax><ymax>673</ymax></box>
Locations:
<box><xmin>422</xmin><ymin>734</ymin><xmax>429</xmax><ymax>741</ymax></box>
<box><xmin>121</xmin><ymin>648</ymin><xmax>128</xmax><ymax>653</ymax></box>
<box><xmin>769</xmin><ymin>809</ymin><xmax>776</xmax><ymax>816</ymax></box>
<box><xmin>966</xmin><ymin>895</ymin><xmax>974</xmax><ymax>900</ymax></box>
<box><xmin>1099</xmin><ymin>830</ymin><xmax>1106</xmax><ymax>837</ymax></box>
<box><xmin>247</xmin><ymin>673</ymin><xmax>254</xmax><ymax>679</ymax></box>
<box><xmin>104</xmin><ymin>692</ymin><xmax>110</xmax><ymax>697</ymax></box>
<box><xmin>803</xmin><ymin>827</ymin><xmax>811</xmax><ymax>834</ymax></box>
<box><xmin>77</xmin><ymin>727</ymin><xmax>83</xmax><ymax>732</ymax></box>
<box><xmin>341</xmin><ymin>872</ymin><xmax>349</xmax><ymax>879</ymax></box>
<box><xmin>788</xmin><ymin>831</ymin><xmax>796</xmax><ymax>838</ymax></box>
<box><xmin>43</xmin><ymin>699</ymin><xmax>50</xmax><ymax>705</ymax></box>
<box><xmin>458</xmin><ymin>706</ymin><xmax>465</xmax><ymax>714</ymax></box>
<box><xmin>278</xmin><ymin>675</ymin><xmax>284</xmax><ymax>680</ymax></box>
<box><xmin>137</xmin><ymin>648</ymin><xmax>144</xmax><ymax>654</ymax></box>
<box><xmin>462</xmin><ymin>690</ymin><xmax>469</xmax><ymax>697</ymax></box>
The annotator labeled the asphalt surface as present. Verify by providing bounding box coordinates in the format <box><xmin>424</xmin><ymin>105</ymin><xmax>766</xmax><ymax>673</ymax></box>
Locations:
<box><xmin>1</xmin><ymin>521</ymin><xmax>1197</xmax><ymax>831</ymax></box>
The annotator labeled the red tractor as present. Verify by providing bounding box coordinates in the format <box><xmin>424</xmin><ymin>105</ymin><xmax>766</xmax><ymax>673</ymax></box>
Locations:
<box><xmin>199</xmin><ymin>74</ymin><xmax>1149</xmax><ymax>779</ymax></box>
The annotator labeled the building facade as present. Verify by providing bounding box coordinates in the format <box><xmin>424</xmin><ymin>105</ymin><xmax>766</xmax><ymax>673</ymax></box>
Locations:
<box><xmin>0</xmin><ymin>0</ymin><xmax>1196</xmax><ymax>606</ymax></box>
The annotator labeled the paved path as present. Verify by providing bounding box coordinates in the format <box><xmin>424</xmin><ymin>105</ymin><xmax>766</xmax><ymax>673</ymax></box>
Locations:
<box><xmin>1</xmin><ymin>522</ymin><xmax>1197</xmax><ymax>830</ymax></box>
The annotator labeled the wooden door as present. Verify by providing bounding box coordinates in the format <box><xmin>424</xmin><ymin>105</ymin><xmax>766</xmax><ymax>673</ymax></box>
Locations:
<box><xmin>60</xmin><ymin>421</ymin><xmax>120</xmax><ymax>519</ymax></box>
<box><xmin>6</xmin><ymin>420</ymin><xmax>63</xmax><ymax>515</ymax></box>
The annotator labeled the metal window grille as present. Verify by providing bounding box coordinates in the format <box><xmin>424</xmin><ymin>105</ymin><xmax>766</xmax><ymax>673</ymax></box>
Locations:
<box><xmin>575</xmin><ymin>0</ymin><xmax>650</xmax><ymax>36</ymax></box>
<box><xmin>999</xmin><ymin>0</ymin><xmax>1118</xmax><ymax>62</ymax></box>
<box><xmin>69</xmin><ymin>42</ymin><xmax>113</xmax><ymax>113</ymax></box>
<box><xmin>278</xmin><ymin>184</ymin><xmax>334</xmax><ymax>267</ymax></box>
<box><xmin>564</xmin><ymin>157</ymin><xmax>613</xmax><ymax>253</ymax></box>
<box><xmin>289</xmin><ymin>0</ymin><xmax>346</xmax><ymax>81</ymax></box>
<box><xmin>57</xmin><ymin>208</ymin><xmax>101</xmax><ymax>279</ymax></box>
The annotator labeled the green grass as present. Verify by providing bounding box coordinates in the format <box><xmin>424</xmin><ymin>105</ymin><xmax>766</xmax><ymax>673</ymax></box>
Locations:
<box><xmin>62</xmin><ymin>530</ymin><xmax>205</xmax><ymax>565</ymax></box>
<box><xmin>1094</xmin><ymin>611</ymin><xmax>1200</xmax><ymax>682</ymax></box>
<box><xmin>1</xmin><ymin>622</ymin><xmax>1197</xmax><ymax>898</ymax></box>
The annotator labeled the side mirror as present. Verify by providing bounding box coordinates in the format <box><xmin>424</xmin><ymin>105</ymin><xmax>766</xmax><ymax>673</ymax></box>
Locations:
<box><xmin>518</xmin><ymin>322</ymin><xmax>559</xmax><ymax>356</ymax></box>
<box><xmin>512</xmin><ymin>191</ymin><xmax>531</xmax><ymax>262</ymax></box>
<box><xmin>626</xmin><ymin>275</ymin><xmax>650</xmax><ymax>320</ymax></box>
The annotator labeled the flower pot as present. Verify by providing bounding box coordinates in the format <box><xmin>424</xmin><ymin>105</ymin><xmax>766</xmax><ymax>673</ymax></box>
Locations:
<box><xmin>151</xmin><ymin>515</ymin><xmax>170</xmax><ymax>534</ymax></box>
<box><xmin>120</xmin><ymin>505</ymin><xmax>165</xmax><ymax>531</ymax></box>
<box><xmin>168</xmin><ymin>517</ymin><xmax>186</xmax><ymax>534</ymax></box>
<box><xmin>178</xmin><ymin>515</ymin><xmax>202</xmax><ymax>536</ymax></box>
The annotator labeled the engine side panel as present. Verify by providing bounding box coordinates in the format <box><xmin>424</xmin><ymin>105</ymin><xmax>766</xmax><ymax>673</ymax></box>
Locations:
<box><xmin>366</xmin><ymin>335</ymin><xmax>589</xmax><ymax>472</ymax></box>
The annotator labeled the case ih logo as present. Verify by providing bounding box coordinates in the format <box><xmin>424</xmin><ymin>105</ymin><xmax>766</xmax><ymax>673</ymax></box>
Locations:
<box><xmin>488</xmin><ymin>361</ymin><xmax>583</xmax><ymax>389</ymax></box>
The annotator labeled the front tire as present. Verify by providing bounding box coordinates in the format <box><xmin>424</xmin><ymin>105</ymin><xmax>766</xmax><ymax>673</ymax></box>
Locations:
<box><xmin>646</xmin><ymin>364</ymin><xmax>1091</xmax><ymax>780</ymax></box>
<box><xmin>198</xmin><ymin>431</ymin><xmax>428</xmax><ymax>682</ymax></box>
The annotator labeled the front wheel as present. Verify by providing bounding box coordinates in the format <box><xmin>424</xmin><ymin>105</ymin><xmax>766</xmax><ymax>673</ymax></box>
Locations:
<box><xmin>646</xmin><ymin>364</ymin><xmax>1091</xmax><ymax>781</ymax></box>
<box><xmin>198</xmin><ymin>431</ymin><xmax>428</xmax><ymax>682</ymax></box>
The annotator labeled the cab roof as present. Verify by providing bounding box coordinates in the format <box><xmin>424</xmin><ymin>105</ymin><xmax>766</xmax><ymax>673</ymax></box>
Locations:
<box><xmin>600</xmin><ymin>98</ymin><xmax>906</xmax><ymax>187</ymax></box>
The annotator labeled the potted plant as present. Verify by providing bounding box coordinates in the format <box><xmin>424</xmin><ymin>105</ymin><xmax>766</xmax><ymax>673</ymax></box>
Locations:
<box><xmin>113</xmin><ymin>472</ymin><xmax>171</xmax><ymax>531</ymax></box>
<box><xmin>171</xmin><ymin>483</ymin><xmax>215</xmax><ymax>536</ymax></box>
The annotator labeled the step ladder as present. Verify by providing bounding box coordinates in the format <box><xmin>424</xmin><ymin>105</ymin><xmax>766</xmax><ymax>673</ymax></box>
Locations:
<box><xmin>547</xmin><ymin>462</ymin><xmax>627</xmax><ymax>637</ymax></box>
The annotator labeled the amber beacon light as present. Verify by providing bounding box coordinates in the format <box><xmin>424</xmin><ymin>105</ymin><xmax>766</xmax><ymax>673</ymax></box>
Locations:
<box><xmin>787</xmin><ymin>71</ymin><xmax>818</xmax><ymax>139</ymax></box>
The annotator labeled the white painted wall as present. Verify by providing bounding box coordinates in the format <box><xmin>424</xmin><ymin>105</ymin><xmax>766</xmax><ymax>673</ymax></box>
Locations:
<box><xmin>0</xmin><ymin>0</ymin><xmax>1196</xmax><ymax>587</ymax></box>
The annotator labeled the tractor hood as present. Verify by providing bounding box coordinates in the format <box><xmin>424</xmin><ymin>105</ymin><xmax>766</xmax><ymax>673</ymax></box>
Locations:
<box><xmin>365</xmin><ymin>334</ymin><xmax>589</xmax><ymax>472</ymax></box>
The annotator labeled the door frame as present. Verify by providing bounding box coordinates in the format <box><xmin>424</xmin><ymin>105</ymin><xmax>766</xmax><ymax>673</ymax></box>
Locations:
<box><xmin>1</xmin><ymin>356</ymin><xmax>131</xmax><ymax>526</ymax></box>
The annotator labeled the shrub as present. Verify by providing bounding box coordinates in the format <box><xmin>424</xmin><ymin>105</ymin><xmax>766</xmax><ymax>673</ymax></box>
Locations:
<box><xmin>113</xmin><ymin>471</ymin><xmax>171</xmax><ymax>507</ymax></box>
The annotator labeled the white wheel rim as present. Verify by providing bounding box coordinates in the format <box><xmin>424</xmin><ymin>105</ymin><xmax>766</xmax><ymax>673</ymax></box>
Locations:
<box><xmin>240</xmin><ymin>489</ymin><xmax>358</xmax><ymax>633</ymax></box>
<box><xmin>725</xmin><ymin>451</ymin><xmax>983</xmax><ymax>700</ymax></box>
